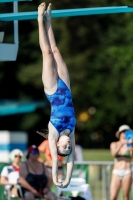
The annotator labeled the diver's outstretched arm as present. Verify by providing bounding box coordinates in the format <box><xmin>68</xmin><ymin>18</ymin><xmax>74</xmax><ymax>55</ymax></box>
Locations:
<box><xmin>48</xmin><ymin>137</ymin><xmax>62</xmax><ymax>186</ymax></box>
<box><xmin>62</xmin><ymin>133</ymin><xmax>75</xmax><ymax>187</ymax></box>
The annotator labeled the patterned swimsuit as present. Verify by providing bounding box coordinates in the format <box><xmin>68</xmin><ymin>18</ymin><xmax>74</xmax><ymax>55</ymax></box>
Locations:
<box><xmin>45</xmin><ymin>78</ymin><xmax>76</xmax><ymax>134</ymax></box>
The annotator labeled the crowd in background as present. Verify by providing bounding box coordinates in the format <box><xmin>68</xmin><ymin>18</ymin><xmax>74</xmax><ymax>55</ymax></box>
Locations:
<box><xmin>0</xmin><ymin>141</ymin><xmax>83</xmax><ymax>200</ymax></box>
<box><xmin>1</xmin><ymin>124</ymin><xmax>133</xmax><ymax>200</ymax></box>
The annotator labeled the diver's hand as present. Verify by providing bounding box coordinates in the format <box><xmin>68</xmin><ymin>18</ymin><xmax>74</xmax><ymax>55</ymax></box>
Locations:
<box><xmin>58</xmin><ymin>180</ymin><xmax>70</xmax><ymax>188</ymax></box>
<box><xmin>53</xmin><ymin>181</ymin><xmax>63</xmax><ymax>187</ymax></box>
<box><xmin>53</xmin><ymin>180</ymin><xmax>69</xmax><ymax>188</ymax></box>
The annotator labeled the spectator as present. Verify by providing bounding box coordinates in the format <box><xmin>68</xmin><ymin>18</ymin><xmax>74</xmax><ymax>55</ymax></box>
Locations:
<box><xmin>19</xmin><ymin>145</ymin><xmax>56</xmax><ymax>200</ymax></box>
<box><xmin>38</xmin><ymin>140</ymin><xmax>65</xmax><ymax>186</ymax></box>
<box><xmin>110</xmin><ymin>125</ymin><xmax>133</xmax><ymax>200</ymax></box>
<box><xmin>0</xmin><ymin>149</ymin><xmax>23</xmax><ymax>197</ymax></box>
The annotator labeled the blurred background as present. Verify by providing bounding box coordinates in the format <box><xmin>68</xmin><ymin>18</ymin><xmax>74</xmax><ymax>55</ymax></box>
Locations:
<box><xmin>1</xmin><ymin>0</ymin><xmax>133</xmax><ymax>154</ymax></box>
<box><xmin>1</xmin><ymin>1</ymin><xmax>133</xmax><ymax>199</ymax></box>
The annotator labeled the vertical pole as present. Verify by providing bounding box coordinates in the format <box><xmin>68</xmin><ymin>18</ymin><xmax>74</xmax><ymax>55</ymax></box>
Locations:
<box><xmin>13</xmin><ymin>1</ymin><xmax>19</xmax><ymax>54</ymax></box>
<box><xmin>7</xmin><ymin>188</ymin><xmax>11</xmax><ymax>200</ymax></box>
<box><xmin>95</xmin><ymin>165</ymin><xmax>100</xmax><ymax>200</ymax></box>
<box><xmin>102</xmin><ymin>165</ymin><xmax>106</xmax><ymax>200</ymax></box>
<box><xmin>106</xmin><ymin>165</ymin><xmax>111</xmax><ymax>200</ymax></box>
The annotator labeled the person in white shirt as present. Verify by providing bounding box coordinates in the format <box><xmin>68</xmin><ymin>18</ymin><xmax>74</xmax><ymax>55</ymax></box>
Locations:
<box><xmin>0</xmin><ymin>149</ymin><xmax>23</xmax><ymax>197</ymax></box>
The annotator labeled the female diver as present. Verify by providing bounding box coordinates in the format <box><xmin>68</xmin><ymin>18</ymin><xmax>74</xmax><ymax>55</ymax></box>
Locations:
<box><xmin>110</xmin><ymin>125</ymin><xmax>133</xmax><ymax>200</ymax></box>
<box><xmin>37</xmin><ymin>2</ymin><xmax>76</xmax><ymax>188</ymax></box>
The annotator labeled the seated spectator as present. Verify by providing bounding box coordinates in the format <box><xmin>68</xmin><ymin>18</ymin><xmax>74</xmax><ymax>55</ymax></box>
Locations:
<box><xmin>0</xmin><ymin>149</ymin><xmax>23</xmax><ymax>197</ymax></box>
<box><xmin>19</xmin><ymin>145</ymin><xmax>56</xmax><ymax>200</ymax></box>
<box><xmin>38</xmin><ymin>140</ymin><xmax>65</xmax><ymax>186</ymax></box>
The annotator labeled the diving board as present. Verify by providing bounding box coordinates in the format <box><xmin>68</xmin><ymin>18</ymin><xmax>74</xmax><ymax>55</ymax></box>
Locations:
<box><xmin>0</xmin><ymin>6</ymin><xmax>133</xmax><ymax>21</ymax></box>
<box><xmin>0</xmin><ymin>100</ymin><xmax>47</xmax><ymax>116</ymax></box>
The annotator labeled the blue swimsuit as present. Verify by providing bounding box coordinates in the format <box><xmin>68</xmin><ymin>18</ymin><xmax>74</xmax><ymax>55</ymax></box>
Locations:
<box><xmin>45</xmin><ymin>78</ymin><xmax>76</xmax><ymax>134</ymax></box>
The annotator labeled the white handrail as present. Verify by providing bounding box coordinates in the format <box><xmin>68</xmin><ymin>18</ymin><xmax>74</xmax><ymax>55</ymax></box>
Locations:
<box><xmin>68</xmin><ymin>161</ymin><xmax>133</xmax><ymax>200</ymax></box>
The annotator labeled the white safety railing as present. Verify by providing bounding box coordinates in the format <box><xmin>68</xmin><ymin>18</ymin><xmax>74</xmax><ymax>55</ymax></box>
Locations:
<box><xmin>73</xmin><ymin>161</ymin><xmax>133</xmax><ymax>200</ymax></box>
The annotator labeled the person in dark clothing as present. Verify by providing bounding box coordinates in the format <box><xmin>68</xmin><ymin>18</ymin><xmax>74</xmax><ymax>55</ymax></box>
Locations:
<box><xmin>19</xmin><ymin>145</ymin><xmax>56</xmax><ymax>200</ymax></box>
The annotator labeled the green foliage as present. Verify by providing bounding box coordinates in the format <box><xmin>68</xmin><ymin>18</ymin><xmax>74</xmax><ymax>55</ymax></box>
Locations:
<box><xmin>1</xmin><ymin>0</ymin><xmax>133</xmax><ymax>147</ymax></box>
<box><xmin>83</xmin><ymin>149</ymin><xmax>113</xmax><ymax>161</ymax></box>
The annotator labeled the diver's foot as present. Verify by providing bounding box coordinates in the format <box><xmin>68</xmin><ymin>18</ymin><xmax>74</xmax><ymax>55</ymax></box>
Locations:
<box><xmin>38</xmin><ymin>2</ymin><xmax>46</xmax><ymax>20</ymax></box>
<box><xmin>46</xmin><ymin>3</ymin><xmax>52</xmax><ymax>21</ymax></box>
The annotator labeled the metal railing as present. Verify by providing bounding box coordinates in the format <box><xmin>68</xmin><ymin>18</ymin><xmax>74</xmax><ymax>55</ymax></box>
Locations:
<box><xmin>73</xmin><ymin>161</ymin><xmax>133</xmax><ymax>200</ymax></box>
<box><xmin>1</xmin><ymin>161</ymin><xmax>133</xmax><ymax>200</ymax></box>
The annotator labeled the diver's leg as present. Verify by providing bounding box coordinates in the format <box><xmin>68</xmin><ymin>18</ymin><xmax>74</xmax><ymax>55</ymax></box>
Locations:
<box><xmin>46</xmin><ymin>3</ymin><xmax>70</xmax><ymax>88</ymax></box>
<box><xmin>38</xmin><ymin>2</ymin><xmax>58</xmax><ymax>94</ymax></box>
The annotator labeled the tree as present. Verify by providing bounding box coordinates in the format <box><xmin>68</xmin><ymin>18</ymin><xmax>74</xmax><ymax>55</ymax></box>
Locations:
<box><xmin>1</xmin><ymin>0</ymin><xmax>133</xmax><ymax>148</ymax></box>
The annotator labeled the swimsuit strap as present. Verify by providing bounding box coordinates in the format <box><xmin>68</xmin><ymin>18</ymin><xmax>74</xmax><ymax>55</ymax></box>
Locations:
<box><xmin>42</xmin><ymin>163</ymin><xmax>45</xmax><ymax>173</ymax></box>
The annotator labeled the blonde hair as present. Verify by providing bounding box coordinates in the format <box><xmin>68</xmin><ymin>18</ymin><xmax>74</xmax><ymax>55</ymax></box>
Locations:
<box><xmin>9</xmin><ymin>149</ymin><xmax>23</xmax><ymax>162</ymax></box>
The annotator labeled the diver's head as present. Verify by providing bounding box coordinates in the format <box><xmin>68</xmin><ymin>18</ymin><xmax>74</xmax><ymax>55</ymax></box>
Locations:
<box><xmin>57</xmin><ymin>135</ymin><xmax>72</xmax><ymax>157</ymax></box>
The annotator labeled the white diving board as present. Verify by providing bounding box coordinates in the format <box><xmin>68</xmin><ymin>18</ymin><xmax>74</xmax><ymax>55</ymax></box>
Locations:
<box><xmin>0</xmin><ymin>6</ymin><xmax>133</xmax><ymax>21</ymax></box>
